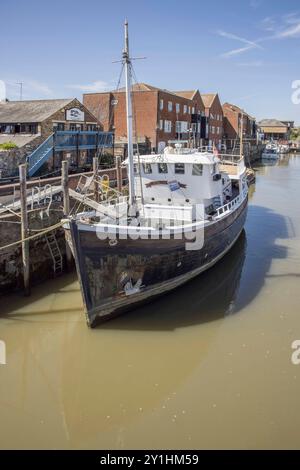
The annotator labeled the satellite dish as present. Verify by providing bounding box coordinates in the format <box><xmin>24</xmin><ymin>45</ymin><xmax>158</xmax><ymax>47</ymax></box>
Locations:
<box><xmin>0</xmin><ymin>80</ymin><xmax>6</xmax><ymax>102</ymax></box>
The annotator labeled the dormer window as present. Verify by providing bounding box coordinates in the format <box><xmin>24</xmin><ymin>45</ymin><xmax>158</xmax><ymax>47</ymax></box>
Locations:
<box><xmin>143</xmin><ymin>163</ymin><xmax>152</xmax><ymax>174</ymax></box>
<box><xmin>175</xmin><ymin>163</ymin><xmax>185</xmax><ymax>174</ymax></box>
<box><xmin>158</xmin><ymin>163</ymin><xmax>168</xmax><ymax>174</ymax></box>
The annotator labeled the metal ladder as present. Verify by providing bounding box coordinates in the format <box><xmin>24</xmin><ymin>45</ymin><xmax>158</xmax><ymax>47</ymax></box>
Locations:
<box><xmin>45</xmin><ymin>232</ymin><xmax>63</xmax><ymax>275</ymax></box>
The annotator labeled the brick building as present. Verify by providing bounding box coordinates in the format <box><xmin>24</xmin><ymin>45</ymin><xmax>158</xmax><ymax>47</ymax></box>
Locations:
<box><xmin>0</xmin><ymin>98</ymin><xmax>102</xmax><ymax>177</ymax></box>
<box><xmin>222</xmin><ymin>102</ymin><xmax>256</xmax><ymax>146</ymax></box>
<box><xmin>201</xmin><ymin>93</ymin><xmax>224</xmax><ymax>149</ymax></box>
<box><xmin>258</xmin><ymin>119</ymin><xmax>291</xmax><ymax>141</ymax></box>
<box><xmin>83</xmin><ymin>83</ymin><xmax>208</xmax><ymax>154</ymax></box>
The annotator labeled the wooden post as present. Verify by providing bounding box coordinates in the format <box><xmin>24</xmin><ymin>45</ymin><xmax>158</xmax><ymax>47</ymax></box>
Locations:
<box><xmin>93</xmin><ymin>156</ymin><xmax>99</xmax><ymax>202</ymax></box>
<box><xmin>116</xmin><ymin>155</ymin><xmax>122</xmax><ymax>193</ymax></box>
<box><xmin>19</xmin><ymin>164</ymin><xmax>30</xmax><ymax>296</ymax></box>
<box><xmin>62</xmin><ymin>160</ymin><xmax>72</xmax><ymax>269</ymax></box>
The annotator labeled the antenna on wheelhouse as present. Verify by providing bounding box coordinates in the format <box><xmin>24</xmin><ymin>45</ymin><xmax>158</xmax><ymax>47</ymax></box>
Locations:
<box><xmin>123</xmin><ymin>20</ymin><xmax>137</xmax><ymax>216</ymax></box>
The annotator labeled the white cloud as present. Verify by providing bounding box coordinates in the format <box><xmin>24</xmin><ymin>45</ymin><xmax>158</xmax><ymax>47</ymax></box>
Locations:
<box><xmin>217</xmin><ymin>30</ymin><xmax>263</xmax><ymax>58</ymax></box>
<box><xmin>276</xmin><ymin>21</ymin><xmax>300</xmax><ymax>38</ymax></box>
<box><xmin>67</xmin><ymin>80</ymin><xmax>109</xmax><ymax>92</ymax></box>
<box><xmin>218</xmin><ymin>11</ymin><xmax>300</xmax><ymax>60</ymax></box>
<box><xmin>260</xmin><ymin>16</ymin><xmax>277</xmax><ymax>32</ymax></box>
<box><xmin>221</xmin><ymin>45</ymin><xmax>257</xmax><ymax>58</ymax></box>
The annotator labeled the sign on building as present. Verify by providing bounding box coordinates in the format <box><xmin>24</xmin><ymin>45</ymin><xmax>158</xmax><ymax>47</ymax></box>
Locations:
<box><xmin>66</xmin><ymin>108</ymin><xmax>84</xmax><ymax>122</ymax></box>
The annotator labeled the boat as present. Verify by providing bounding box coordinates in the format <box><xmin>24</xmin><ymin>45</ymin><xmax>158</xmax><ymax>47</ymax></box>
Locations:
<box><xmin>262</xmin><ymin>147</ymin><xmax>279</xmax><ymax>160</ymax></box>
<box><xmin>63</xmin><ymin>21</ymin><xmax>249</xmax><ymax>327</ymax></box>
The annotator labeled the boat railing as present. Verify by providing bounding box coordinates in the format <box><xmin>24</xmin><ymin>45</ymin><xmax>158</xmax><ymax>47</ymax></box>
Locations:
<box><xmin>215</xmin><ymin>192</ymin><xmax>245</xmax><ymax>218</ymax></box>
<box><xmin>218</xmin><ymin>153</ymin><xmax>244</xmax><ymax>164</ymax></box>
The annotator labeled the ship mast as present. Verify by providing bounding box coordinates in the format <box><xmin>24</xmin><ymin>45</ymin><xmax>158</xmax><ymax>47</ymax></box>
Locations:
<box><xmin>123</xmin><ymin>20</ymin><xmax>136</xmax><ymax>214</ymax></box>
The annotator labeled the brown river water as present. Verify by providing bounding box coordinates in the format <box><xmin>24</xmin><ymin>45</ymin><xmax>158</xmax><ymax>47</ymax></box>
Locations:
<box><xmin>0</xmin><ymin>154</ymin><xmax>300</xmax><ymax>450</ymax></box>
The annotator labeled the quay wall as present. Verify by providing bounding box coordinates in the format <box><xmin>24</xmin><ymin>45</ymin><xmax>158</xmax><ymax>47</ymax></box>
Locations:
<box><xmin>0</xmin><ymin>166</ymin><xmax>127</xmax><ymax>294</ymax></box>
<box><xmin>0</xmin><ymin>206</ymin><xmax>67</xmax><ymax>294</ymax></box>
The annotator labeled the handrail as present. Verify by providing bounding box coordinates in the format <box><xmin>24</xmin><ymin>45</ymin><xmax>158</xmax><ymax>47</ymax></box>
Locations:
<box><xmin>27</xmin><ymin>134</ymin><xmax>54</xmax><ymax>176</ymax></box>
<box><xmin>215</xmin><ymin>191</ymin><xmax>247</xmax><ymax>218</ymax></box>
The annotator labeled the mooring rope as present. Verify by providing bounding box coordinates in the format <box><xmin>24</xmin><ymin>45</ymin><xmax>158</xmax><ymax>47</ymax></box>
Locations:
<box><xmin>0</xmin><ymin>221</ymin><xmax>65</xmax><ymax>252</ymax></box>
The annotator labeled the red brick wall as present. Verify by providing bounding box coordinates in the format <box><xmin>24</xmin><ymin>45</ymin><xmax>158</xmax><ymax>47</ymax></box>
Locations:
<box><xmin>205</xmin><ymin>95</ymin><xmax>224</xmax><ymax>145</ymax></box>
<box><xmin>114</xmin><ymin>91</ymin><xmax>159</xmax><ymax>148</ymax></box>
<box><xmin>223</xmin><ymin>107</ymin><xmax>239</xmax><ymax>140</ymax></box>
<box><xmin>84</xmin><ymin>89</ymin><xmax>205</xmax><ymax>151</ymax></box>
<box><xmin>83</xmin><ymin>93</ymin><xmax>112</xmax><ymax>131</ymax></box>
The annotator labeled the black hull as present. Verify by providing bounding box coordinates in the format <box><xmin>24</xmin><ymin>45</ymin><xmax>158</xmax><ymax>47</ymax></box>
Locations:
<box><xmin>68</xmin><ymin>198</ymin><xmax>248</xmax><ymax>327</ymax></box>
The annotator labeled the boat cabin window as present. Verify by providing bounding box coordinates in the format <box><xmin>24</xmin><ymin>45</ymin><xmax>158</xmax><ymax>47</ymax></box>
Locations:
<box><xmin>192</xmin><ymin>163</ymin><xmax>203</xmax><ymax>176</ymax></box>
<box><xmin>143</xmin><ymin>163</ymin><xmax>152</xmax><ymax>174</ymax></box>
<box><xmin>158</xmin><ymin>163</ymin><xmax>168</xmax><ymax>174</ymax></box>
<box><xmin>174</xmin><ymin>163</ymin><xmax>185</xmax><ymax>174</ymax></box>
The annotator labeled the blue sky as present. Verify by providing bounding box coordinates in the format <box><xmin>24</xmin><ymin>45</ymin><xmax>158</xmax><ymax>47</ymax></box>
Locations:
<box><xmin>1</xmin><ymin>0</ymin><xmax>300</xmax><ymax>123</ymax></box>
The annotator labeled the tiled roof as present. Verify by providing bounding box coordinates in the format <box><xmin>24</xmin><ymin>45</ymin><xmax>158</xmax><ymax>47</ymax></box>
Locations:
<box><xmin>201</xmin><ymin>93</ymin><xmax>217</xmax><ymax>108</ymax></box>
<box><xmin>173</xmin><ymin>90</ymin><xmax>198</xmax><ymax>100</ymax></box>
<box><xmin>114</xmin><ymin>83</ymin><xmax>161</xmax><ymax>93</ymax></box>
<box><xmin>223</xmin><ymin>102</ymin><xmax>255</xmax><ymax>120</ymax></box>
<box><xmin>0</xmin><ymin>99</ymin><xmax>74</xmax><ymax>123</ymax></box>
<box><xmin>258</xmin><ymin>119</ymin><xmax>286</xmax><ymax>127</ymax></box>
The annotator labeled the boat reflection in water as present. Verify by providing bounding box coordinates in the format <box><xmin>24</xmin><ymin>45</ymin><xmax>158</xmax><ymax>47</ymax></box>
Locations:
<box><xmin>56</xmin><ymin>232</ymin><xmax>247</xmax><ymax>444</ymax></box>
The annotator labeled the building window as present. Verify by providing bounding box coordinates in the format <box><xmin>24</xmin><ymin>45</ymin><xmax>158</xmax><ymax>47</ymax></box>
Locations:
<box><xmin>176</xmin><ymin>121</ymin><xmax>188</xmax><ymax>133</ymax></box>
<box><xmin>164</xmin><ymin>120</ymin><xmax>172</xmax><ymax>133</ymax></box>
<box><xmin>160</xmin><ymin>99</ymin><xmax>164</xmax><ymax>110</ymax></box>
<box><xmin>188</xmin><ymin>106</ymin><xmax>191</xmax><ymax>114</ymax></box>
<box><xmin>175</xmin><ymin>163</ymin><xmax>185</xmax><ymax>174</ymax></box>
<box><xmin>212</xmin><ymin>126</ymin><xmax>215</xmax><ymax>134</ymax></box>
<box><xmin>158</xmin><ymin>163</ymin><xmax>168</xmax><ymax>174</ymax></box>
<box><xmin>69</xmin><ymin>124</ymin><xmax>77</xmax><ymax>131</ymax></box>
<box><xmin>143</xmin><ymin>163</ymin><xmax>152</xmax><ymax>174</ymax></box>
<box><xmin>216</xmin><ymin>127</ymin><xmax>220</xmax><ymax>135</ymax></box>
<box><xmin>53</xmin><ymin>123</ymin><xmax>65</xmax><ymax>131</ymax></box>
<box><xmin>168</xmin><ymin>101</ymin><xmax>173</xmax><ymax>112</ymax></box>
<box><xmin>183</xmin><ymin>105</ymin><xmax>187</xmax><ymax>114</ymax></box>
<box><xmin>87</xmin><ymin>124</ymin><xmax>96</xmax><ymax>131</ymax></box>
<box><xmin>192</xmin><ymin>164</ymin><xmax>203</xmax><ymax>176</ymax></box>
<box><xmin>176</xmin><ymin>103</ymin><xmax>180</xmax><ymax>113</ymax></box>
<box><xmin>192</xmin><ymin>107</ymin><xmax>195</xmax><ymax>114</ymax></box>
<box><xmin>159</xmin><ymin>119</ymin><xmax>163</xmax><ymax>130</ymax></box>
<box><xmin>133</xmin><ymin>164</ymin><xmax>139</xmax><ymax>174</ymax></box>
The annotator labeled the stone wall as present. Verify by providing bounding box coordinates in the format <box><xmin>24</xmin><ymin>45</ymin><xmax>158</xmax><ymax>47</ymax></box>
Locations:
<box><xmin>0</xmin><ymin>134</ymin><xmax>47</xmax><ymax>177</ymax></box>
<box><xmin>0</xmin><ymin>205</ymin><xmax>69</xmax><ymax>294</ymax></box>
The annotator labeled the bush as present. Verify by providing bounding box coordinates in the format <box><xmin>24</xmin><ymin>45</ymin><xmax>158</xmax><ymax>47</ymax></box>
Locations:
<box><xmin>0</xmin><ymin>141</ymin><xmax>18</xmax><ymax>150</ymax></box>
<box><xmin>290</xmin><ymin>128</ymin><xmax>300</xmax><ymax>141</ymax></box>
